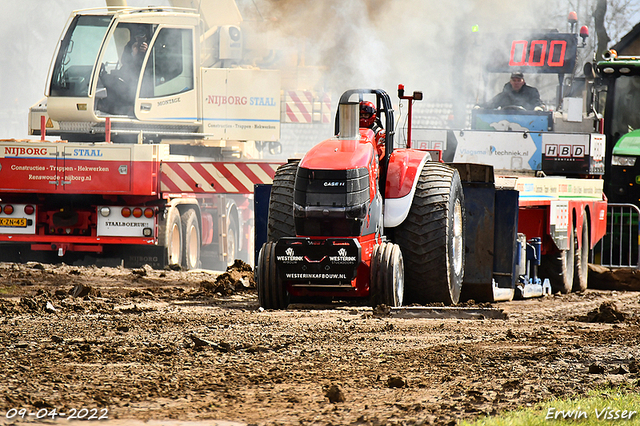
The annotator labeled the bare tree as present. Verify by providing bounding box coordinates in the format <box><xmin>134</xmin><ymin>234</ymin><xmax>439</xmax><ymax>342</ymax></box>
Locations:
<box><xmin>603</xmin><ymin>0</ymin><xmax>640</xmax><ymax>45</ymax></box>
<box><xmin>544</xmin><ymin>0</ymin><xmax>639</xmax><ymax>60</ymax></box>
<box><xmin>593</xmin><ymin>0</ymin><xmax>611</xmax><ymax>58</ymax></box>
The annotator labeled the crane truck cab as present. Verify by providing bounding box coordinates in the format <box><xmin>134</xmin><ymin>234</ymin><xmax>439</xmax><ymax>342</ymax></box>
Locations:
<box><xmin>30</xmin><ymin>4</ymin><xmax>281</xmax><ymax>151</ymax></box>
<box><xmin>60</xmin><ymin>12</ymin><xmax>198</xmax><ymax>133</ymax></box>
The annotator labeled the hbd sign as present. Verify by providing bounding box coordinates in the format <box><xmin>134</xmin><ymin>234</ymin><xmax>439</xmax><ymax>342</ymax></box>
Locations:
<box><xmin>545</xmin><ymin>144</ymin><xmax>585</xmax><ymax>158</ymax></box>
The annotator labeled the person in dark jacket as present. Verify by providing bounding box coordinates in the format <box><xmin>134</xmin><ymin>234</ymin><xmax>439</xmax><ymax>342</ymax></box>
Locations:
<box><xmin>360</xmin><ymin>100</ymin><xmax>386</xmax><ymax>158</ymax></box>
<box><xmin>483</xmin><ymin>72</ymin><xmax>543</xmax><ymax>111</ymax></box>
<box><xmin>98</xmin><ymin>28</ymin><xmax>149</xmax><ymax>115</ymax></box>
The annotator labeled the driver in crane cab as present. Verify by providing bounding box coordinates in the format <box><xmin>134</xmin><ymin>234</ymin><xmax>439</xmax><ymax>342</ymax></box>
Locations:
<box><xmin>481</xmin><ymin>72</ymin><xmax>544</xmax><ymax>111</ymax></box>
<box><xmin>360</xmin><ymin>101</ymin><xmax>386</xmax><ymax>158</ymax></box>
<box><xmin>98</xmin><ymin>28</ymin><xmax>149</xmax><ymax>115</ymax></box>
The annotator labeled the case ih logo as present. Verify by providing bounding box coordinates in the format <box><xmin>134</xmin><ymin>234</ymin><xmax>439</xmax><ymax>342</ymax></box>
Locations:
<box><xmin>4</xmin><ymin>147</ymin><xmax>49</xmax><ymax>156</ymax></box>
<box><xmin>545</xmin><ymin>144</ymin><xmax>585</xmax><ymax>158</ymax></box>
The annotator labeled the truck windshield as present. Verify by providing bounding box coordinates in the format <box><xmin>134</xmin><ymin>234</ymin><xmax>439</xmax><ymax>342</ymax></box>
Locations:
<box><xmin>611</xmin><ymin>76</ymin><xmax>640</xmax><ymax>140</ymax></box>
<box><xmin>49</xmin><ymin>15</ymin><xmax>112</xmax><ymax>97</ymax></box>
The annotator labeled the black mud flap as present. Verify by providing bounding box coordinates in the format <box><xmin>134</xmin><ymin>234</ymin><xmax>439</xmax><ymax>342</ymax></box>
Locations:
<box><xmin>121</xmin><ymin>245</ymin><xmax>166</xmax><ymax>269</ymax></box>
<box><xmin>275</xmin><ymin>238</ymin><xmax>361</xmax><ymax>283</ymax></box>
<box><xmin>254</xmin><ymin>183</ymin><xmax>272</xmax><ymax>267</ymax></box>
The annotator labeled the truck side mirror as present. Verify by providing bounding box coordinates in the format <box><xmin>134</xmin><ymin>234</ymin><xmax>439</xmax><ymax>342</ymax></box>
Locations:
<box><xmin>268</xmin><ymin>141</ymin><xmax>282</xmax><ymax>156</ymax></box>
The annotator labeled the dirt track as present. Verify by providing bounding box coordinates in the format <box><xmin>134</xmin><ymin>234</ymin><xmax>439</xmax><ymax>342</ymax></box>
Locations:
<box><xmin>1</xmin><ymin>261</ymin><xmax>640</xmax><ymax>425</ymax></box>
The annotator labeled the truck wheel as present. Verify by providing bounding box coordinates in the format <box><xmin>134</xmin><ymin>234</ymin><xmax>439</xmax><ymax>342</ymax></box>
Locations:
<box><xmin>181</xmin><ymin>209</ymin><xmax>200</xmax><ymax>270</ymax></box>
<box><xmin>267</xmin><ymin>161</ymin><xmax>299</xmax><ymax>241</ymax></box>
<box><xmin>160</xmin><ymin>207</ymin><xmax>182</xmax><ymax>267</ymax></box>
<box><xmin>225</xmin><ymin>216</ymin><xmax>238</xmax><ymax>267</ymax></box>
<box><xmin>396</xmin><ymin>162</ymin><xmax>465</xmax><ymax>305</ymax></box>
<box><xmin>370</xmin><ymin>243</ymin><xmax>404</xmax><ymax>307</ymax></box>
<box><xmin>573</xmin><ymin>215</ymin><xmax>589</xmax><ymax>292</ymax></box>
<box><xmin>257</xmin><ymin>241</ymin><xmax>289</xmax><ymax>309</ymax></box>
<box><xmin>539</xmin><ymin>226</ymin><xmax>575</xmax><ymax>294</ymax></box>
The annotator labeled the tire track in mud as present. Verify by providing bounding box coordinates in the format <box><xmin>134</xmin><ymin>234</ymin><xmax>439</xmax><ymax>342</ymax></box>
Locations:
<box><xmin>0</xmin><ymin>262</ymin><xmax>639</xmax><ymax>425</ymax></box>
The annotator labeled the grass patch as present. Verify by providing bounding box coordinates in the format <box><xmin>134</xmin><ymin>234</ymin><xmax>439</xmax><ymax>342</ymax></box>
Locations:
<box><xmin>461</xmin><ymin>387</ymin><xmax>640</xmax><ymax>425</ymax></box>
<box><xmin>0</xmin><ymin>284</ymin><xmax>20</xmax><ymax>295</ymax></box>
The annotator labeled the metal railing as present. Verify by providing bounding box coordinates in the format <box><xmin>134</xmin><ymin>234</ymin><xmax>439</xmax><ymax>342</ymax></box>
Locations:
<box><xmin>591</xmin><ymin>203</ymin><xmax>640</xmax><ymax>268</ymax></box>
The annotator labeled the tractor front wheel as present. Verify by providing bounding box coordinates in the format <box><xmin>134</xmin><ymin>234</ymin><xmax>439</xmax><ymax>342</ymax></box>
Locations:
<box><xmin>257</xmin><ymin>242</ymin><xmax>290</xmax><ymax>309</ymax></box>
<box><xmin>370</xmin><ymin>242</ymin><xmax>404</xmax><ymax>307</ymax></box>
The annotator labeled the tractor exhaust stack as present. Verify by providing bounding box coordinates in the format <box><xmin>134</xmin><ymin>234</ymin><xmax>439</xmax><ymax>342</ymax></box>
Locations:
<box><xmin>338</xmin><ymin>102</ymin><xmax>359</xmax><ymax>139</ymax></box>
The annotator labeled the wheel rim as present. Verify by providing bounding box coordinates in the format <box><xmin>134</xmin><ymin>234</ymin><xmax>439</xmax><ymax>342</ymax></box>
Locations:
<box><xmin>394</xmin><ymin>250</ymin><xmax>404</xmax><ymax>306</ymax></box>
<box><xmin>452</xmin><ymin>198</ymin><xmax>464</xmax><ymax>276</ymax></box>
<box><xmin>581</xmin><ymin>219</ymin><xmax>589</xmax><ymax>276</ymax></box>
<box><xmin>565</xmin><ymin>227</ymin><xmax>575</xmax><ymax>285</ymax></box>
<box><xmin>169</xmin><ymin>222</ymin><xmax>181</xmax><ymax>264</ymax></box>
<box><xmin>187</xmin><ymin>224</ymin><xmax>198</xmax><ymax>269</ymax></box>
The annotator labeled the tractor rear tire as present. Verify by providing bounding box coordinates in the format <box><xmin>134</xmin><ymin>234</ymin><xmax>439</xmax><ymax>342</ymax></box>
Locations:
<box><xmin>539</xmin><ymin>226</ymin><xmax>575</xmax><ymax>294</ymax></box>
<box><xmin>370</xmin><ymin>242</ymin><xmax>404</xmax><ymax>307</ymax></box>
<box><xmin>267</xmin><ymin>161</ymin><xmax>299</xmax><ymax>241</ymax></box>
<box><xmin>573</xmin><ymin>215</ymin><xmax>589</xmax><ymax>292</ymax></box>
<box><xmin>257</xmin><ymin>241</ymin><xmax>290</xmax><ymax>309</ymax></box>
<box><xmin>396</xmin><ymin>162</ymin><xmax>465</xmax><ymax>305</ymax></box>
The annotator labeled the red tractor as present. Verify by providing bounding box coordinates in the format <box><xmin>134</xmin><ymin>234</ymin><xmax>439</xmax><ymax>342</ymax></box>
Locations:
<box><xmin>256</xmin><ymin>88</ymin><xmax>465</xmax><ymax>308</ymax></box>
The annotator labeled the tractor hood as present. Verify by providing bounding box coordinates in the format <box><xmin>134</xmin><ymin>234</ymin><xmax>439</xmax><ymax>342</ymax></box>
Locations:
<box><xmin>612</xmin><ymin>129</ymin><xmax>640</xmax><ymax>156</ymax></box>
<box><xmin>299</xmin><ymin>131</ymin><xmax>375</xmax><ymax>171</ymax></box>
<box><xmin>294</xmin><ymin>131</ymin><xmax>381</xmax><ymax>238</ymax></box>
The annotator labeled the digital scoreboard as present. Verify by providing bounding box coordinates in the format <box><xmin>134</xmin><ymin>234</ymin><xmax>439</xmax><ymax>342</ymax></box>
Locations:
<box><xmin>484</xmin><ymin>33</ymin><xmax>579</xmax><ymax>74</ymax></box>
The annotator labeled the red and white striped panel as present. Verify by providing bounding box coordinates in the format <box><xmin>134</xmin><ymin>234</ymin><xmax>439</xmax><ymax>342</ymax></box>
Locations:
<box><xmin>160</xmin><ymin>162</ymin><xmax>283</xmax><ymax>194</ymax></box>
<box><xmin>321</xmin><ymin>92</ymin><xmax>332</xmax><ymax>124</ymax></box>
<box><xmin>285</xmin><ymin>90</ymin><xmax>314</xmax><ymax>123</ymax></box>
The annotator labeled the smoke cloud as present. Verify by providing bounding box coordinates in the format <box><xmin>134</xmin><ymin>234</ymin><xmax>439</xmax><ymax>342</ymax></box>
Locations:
<box><xmin>1</xmin><ymin>0</ymin><xmax>635</xmax><ymax>139</ymax></box>
<box><xmin>244</xmin><ymin>0</ymin><xmax>573</xmax><ymax>102</ymax></box>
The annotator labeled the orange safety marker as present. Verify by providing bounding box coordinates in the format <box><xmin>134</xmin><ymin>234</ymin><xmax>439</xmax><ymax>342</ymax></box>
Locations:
<box><xmin>40</xmin><ymin>116</ymin><xmax>46</xmax><ymax>141</ymax></box>
<box><xmin>105</xmin><ymin>117</ymin><xmax>111</xmax><ymax>143</ymax></box>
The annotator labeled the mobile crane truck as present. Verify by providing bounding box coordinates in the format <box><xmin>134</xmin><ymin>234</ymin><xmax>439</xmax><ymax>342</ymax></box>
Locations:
<box><xmin>0</xmin><ymin>0</ymin><xmax>331</xmax><ymax>269</ymax></box>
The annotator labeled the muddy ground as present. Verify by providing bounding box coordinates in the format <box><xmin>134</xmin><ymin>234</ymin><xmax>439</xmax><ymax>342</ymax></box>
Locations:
<box><xmin>1</xmin><ymin>261</ymin><xmax>640</xmax><ymax>425</ymax></box>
